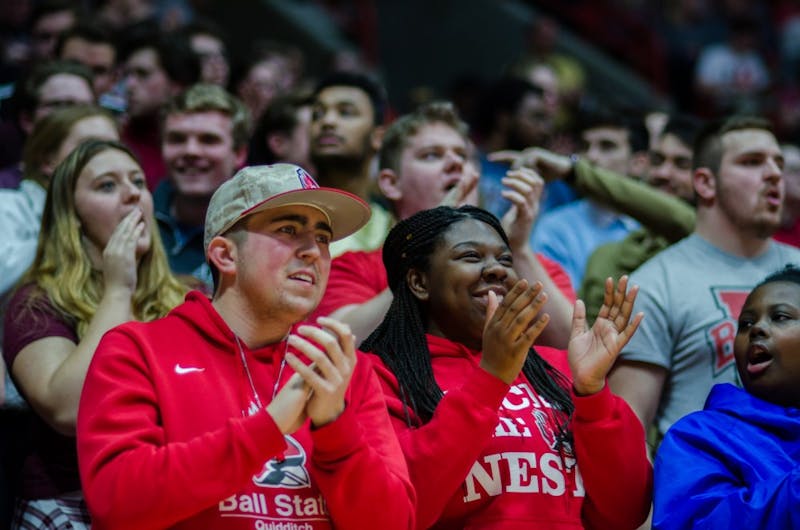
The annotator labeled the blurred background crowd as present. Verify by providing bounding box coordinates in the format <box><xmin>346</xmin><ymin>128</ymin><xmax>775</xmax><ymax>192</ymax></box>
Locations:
<box><xmin>2</xmin><ymin>0</ymin><xmax>800</xmax><ymax>164</ymax></box>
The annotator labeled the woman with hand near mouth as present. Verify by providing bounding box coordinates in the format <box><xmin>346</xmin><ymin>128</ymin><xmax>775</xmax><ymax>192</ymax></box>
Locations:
<box><xmin>654</xmin><ymin>265</ymin><xmax>800</xmax><ymax>530</ymax></box>
<box><xmin>361</xmin><ymin>205</ymin><xmax>652</xmax><ymax>530</ymax></box>
<box><xmin>2</xmin><ymin>139</ymin><xmax>186</xmax><ymax>529</ymax></box>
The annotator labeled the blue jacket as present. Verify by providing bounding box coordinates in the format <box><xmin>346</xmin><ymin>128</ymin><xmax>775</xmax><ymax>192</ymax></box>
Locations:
<box><xmin>654</xmin><ymin>383</ymin><xmax>800</xmax><ymax>529</ymax></box>
<box><xmin>153</xmin><ymin>179</ymin><xmax>211</xmax><ymax>287</ymax></box>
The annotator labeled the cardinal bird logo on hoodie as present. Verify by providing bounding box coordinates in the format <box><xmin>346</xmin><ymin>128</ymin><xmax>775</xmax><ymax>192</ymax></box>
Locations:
<box><xmin>252</xmin><ymin>435</ymin><xmax>310</xmax><ymax>488</ymax></box>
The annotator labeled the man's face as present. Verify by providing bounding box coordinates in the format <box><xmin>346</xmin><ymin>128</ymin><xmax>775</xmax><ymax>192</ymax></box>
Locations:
<box><xmin>581</xmin><ymin>126</ymin><xmax>632</xmax><ymax>176</ymax></box>
<box><xmin>190</xmin><ymin>33</ymin><xmax>229</xmax><ymax>87</ymax></box>
<box><xmin>234</xmin><ymin>205</ymin><xmax>332</xmax><ymax>325</ymax></box>
<box><xmin>646</xmin><ymin>133</ymin><xmax>694</xmax><ymax>200</ymax></box>
<box><xmin>310</xmin><ymin>86</ymin><xmax>375</xmax><ymax>163</ymax></box>
<box><xmin>714</xmin><ymin>128</ymin><xmax>784</xmax><ymax>239</ymax></box>
<box><xmin>389</xmin><ymin>122</ymin><xmax>475</xmax><ymax>220</ymax></box>
<box><xmin>31</xmin><ymin>9</ymin><xmax>75</xmax><ymax>60</ymax></box>
<box><xmin>124</xmin><ymin>48</ymin><xmax>172</xmax><ymax>119</ymax></box>
<box><xmin>162</xmin><ymin>110</ymin><xmax>245</xmax><ymax>198</ymax></box>
<box><xmin>508</xmin><ymin>92</ymin><xmax>552</xmax><ymax>150</ymax></box>
<box><xmin>528</xmin><ymin>65</ymin><xmax>559</xmax><ymax>118</ymax></box>
<box><xmin>60</xmin><ymin>37</ymin><xmax>116</xmax><ymax>95</ymax></box>
<box><xmin>236</xmin><ymin>59</ymin><xmax>282</xmax><ymax>120</ymax></box>
<box><xmin>33</xmin><ymin>73</ymin><xmax>94</xmax><ymax>123</ymax></box>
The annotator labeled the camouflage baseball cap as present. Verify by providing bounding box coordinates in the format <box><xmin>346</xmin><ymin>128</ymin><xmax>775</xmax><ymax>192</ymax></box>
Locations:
<box><xmin>204</xmin><ymin>163</ymin><xmax>371</xmax><ymax>249</ymax></box>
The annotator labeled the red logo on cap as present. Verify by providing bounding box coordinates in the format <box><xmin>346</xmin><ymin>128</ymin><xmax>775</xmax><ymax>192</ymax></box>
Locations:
<box><xmin>296</xmin><ymin>168</ymin><xmax>319</xmax><ymax>189</ymax></box>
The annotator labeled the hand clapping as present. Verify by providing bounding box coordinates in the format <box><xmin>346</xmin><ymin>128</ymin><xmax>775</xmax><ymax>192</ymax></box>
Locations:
<box><xmin>480</xmin><ymin>280</ymin><xmax>550</xmax><ymax>384</ymax></box>
<box><xmin>567</xmin><ymin>276</ymin><xmax>643</xmax><ymax>396</ymax></box>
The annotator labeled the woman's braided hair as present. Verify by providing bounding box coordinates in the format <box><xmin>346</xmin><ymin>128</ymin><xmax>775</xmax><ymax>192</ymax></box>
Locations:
<box><xmin>361</xmin><ymin>205</ymin><xmax>574</xmax><ymax>451</ymax></box>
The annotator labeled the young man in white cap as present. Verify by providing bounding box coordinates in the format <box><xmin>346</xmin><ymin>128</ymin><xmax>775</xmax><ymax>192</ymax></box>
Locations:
<box><xmin>76</xmin><ymin>163</ymin><xmax>415</xmax><ymax>530</ymax></box>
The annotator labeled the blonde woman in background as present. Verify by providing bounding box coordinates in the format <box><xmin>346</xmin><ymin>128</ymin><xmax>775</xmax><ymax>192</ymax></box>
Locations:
<box><xmin>2</xmin><ymin>139</ymin><xmax>186</xmax><ymax>529</ymax></box>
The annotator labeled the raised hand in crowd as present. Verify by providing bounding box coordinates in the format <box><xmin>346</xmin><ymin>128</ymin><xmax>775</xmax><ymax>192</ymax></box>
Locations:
<box><xmin>480</xmin><ymin>279</ymin><xmax>549</xmax><ymax>384</ymax></box>
<box><xmin>100</xmin><ymin>208</ymin><xmax>147</xmax><ymax>295</ymax></box>
<box><xmin>569</xmin><ymin>276</ymin><xmax>643</xmax><ymax>395</ymax></box>
<box><xmin>489</xmin><ymin>147</ymin><xmax>573</xmax><ymax>182</ymax></box>
<box><xmin>499</xmin><ymin>167</ymin><xmax>545</xmax><ymax>251</ymax></box>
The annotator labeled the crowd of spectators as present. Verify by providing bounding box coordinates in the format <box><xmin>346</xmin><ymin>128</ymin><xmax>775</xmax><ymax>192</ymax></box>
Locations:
<box><xmin>0</xmin><ymin>1</ymin><xmax>799</xmax><ymax>529</ymax></box>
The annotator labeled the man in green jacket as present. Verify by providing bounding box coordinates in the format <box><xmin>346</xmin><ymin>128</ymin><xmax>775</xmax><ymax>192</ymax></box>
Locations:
<box><xmin>490</xmin><ymin>114</ymin><xmax>698</xmax><ymax>320</ymax></box>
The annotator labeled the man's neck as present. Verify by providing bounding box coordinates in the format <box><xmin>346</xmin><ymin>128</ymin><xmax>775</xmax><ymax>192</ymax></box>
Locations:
<box><xmin>172</xmin><ymin>193</ymin><xmax>212</xmax><ymax>227</ymax></box>
<box><xmin>314</xmin><ymin>157</ymin><xmax>373</xmax><ymax>201</ymax></box>
<box><xmin>695</xmin><ymin>209</ymin><xmax>773</xmax><ymax>258</ymax></box>
<box><xmin>212</xmin><ymin>292</ymin><xmax>291</xmax><ymax>349</ymax></box>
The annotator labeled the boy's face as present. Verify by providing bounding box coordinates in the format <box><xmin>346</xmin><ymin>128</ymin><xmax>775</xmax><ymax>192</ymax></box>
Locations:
<box><xmin>646</xmin><ymin>133</ymin><xmax>693</xmax><ymax>201</ymax></box>
<box><xmin>735</xmin><ymin>281</ymin><xmax>800</xmax><ymax>408</ymax></box>
<box><xmin>124</xmin><ymin>48</ymin><xmax>171</xmax><ymax>119</ymax></box>
<box><xmin>392</xmin><ymin>121</ymin><xmax>474</xmax><ymax>217</ymax></box>
<box><xmin>162</xmin><ymin>110</ymin><xmax>245</xmax><ymax>198</ymax></box>
<box><xmin>580</xmin><ymin>126</ymin><xmax>632</xmax><ymax>176</ymax></box>
<box><xmin>310</xmin><ymin>86</ymin><xmax>375</xmax><ymax>162</ymax></box>
<box><xmin>713</xmin><ymin>128</ymin><xmax>783</xmax><ymax>240</ymax></box>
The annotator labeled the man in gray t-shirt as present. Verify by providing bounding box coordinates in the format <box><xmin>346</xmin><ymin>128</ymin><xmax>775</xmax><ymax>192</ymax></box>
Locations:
<box><xmin>610</xmin><ymin>116</ymin><xmax>800</xmax><ymax>441</ymax></box>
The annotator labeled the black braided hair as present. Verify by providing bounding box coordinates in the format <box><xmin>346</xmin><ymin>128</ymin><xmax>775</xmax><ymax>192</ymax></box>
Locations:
<box><xmin>361</xmin><ymin>205</ymin><xmax>575</xmax><ymax>452</ymax></box>
<box><xmin>754</xmin><ymin>264</ymin><xmax>800</xmax><ymax>289</ymax></box>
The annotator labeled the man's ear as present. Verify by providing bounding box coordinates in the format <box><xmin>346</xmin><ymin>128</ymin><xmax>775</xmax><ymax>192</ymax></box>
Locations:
<box><xmin>234</xmin><ymin>144</ymin><xmax>249</xmax><ymax>170</ymax></box>
<box><xmin>378</xmin><ymin>168</ymin><xmax>402</xmax><ymax>201</ymax></box>
<box><xmin>370</xmin><ymin>125</ymin><xmax>386</xmax><ymax>152</ymax></box>
<box><xmin>406</xmin><ymin>268</ymin><xmax>429</xmax><ymax>302</ymax></box>
<box><xmin>694</xmin><ymin>167</ymin><xmax>716</xmax><ymax>203</ymax></box>
<box><xmin>206</xmin><ymin>235</ymin><xmax>238</xmax><ymax>278</ymax></box>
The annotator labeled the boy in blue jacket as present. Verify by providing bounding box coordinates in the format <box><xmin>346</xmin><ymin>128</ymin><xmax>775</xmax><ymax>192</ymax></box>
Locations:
<box><xmin>653</xmin><ymin>265</ymin><xmax>800</xmax><ymax>529</ymax></box>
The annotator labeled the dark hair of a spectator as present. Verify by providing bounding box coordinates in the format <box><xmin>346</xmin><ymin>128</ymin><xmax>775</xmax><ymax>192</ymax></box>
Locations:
<box><xmin>180</xmin><ymin>17</ymin><xmax>230</xmax><ymax>48</ymax></box>
<box><xmin>660</xmin><ymin>114</ymin><xmax>702</xmax><ymax>150</ymax></box>
<box><xmin>31</xmin><ymin>0</ymin><xmax>79</xmax><ymax>27</ymax></box>
<box><xmin>755</xmin><ymin>265</ymin><xmax>800</xmax><ymax>290</ymax></box>
<box><xmin>692</xmin><ymin>115</ymin><xmax>773</xmax><ymax>173</ymax></box>
<box><xmin>578</xmin><ymin>107</ymin><xmax>650</xmax><ymax>153</ymax></box>
<box><xmin>473</xmin><ymin>76</ymin><xmax>543</xmax><ymax>138</ymax></box>
<box><xmin>117</xmin><ymin>23</ymin><xmax>200</xmax><ymax>87</ymax></box>
<box><xmin>54</xmin><ymin>19</ymin><xmax>115</xmax><ymax>58</ymax></box>
<box><xmin>729</xmin><ymin>16</ymin><xmax>760</xmax><ymax>37</ymax></box>
<box><xmin>360</xmin><ymin>205</ymin><xmax>575</xmax><ymax>453</ymax></box>
<box><xmin>313</xmin><ymin>71</ymin><xmax>387</xmax><ymax>125</ymax></box>
<box><xmin>248</xmin><ymin>91</ymin><xmax>312</xmax><ymax>165</ymax></box>
<box><xmin>229</xmin><ymin>39</ymin><xmax>303</xmax><ymax>91</ymax></box>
